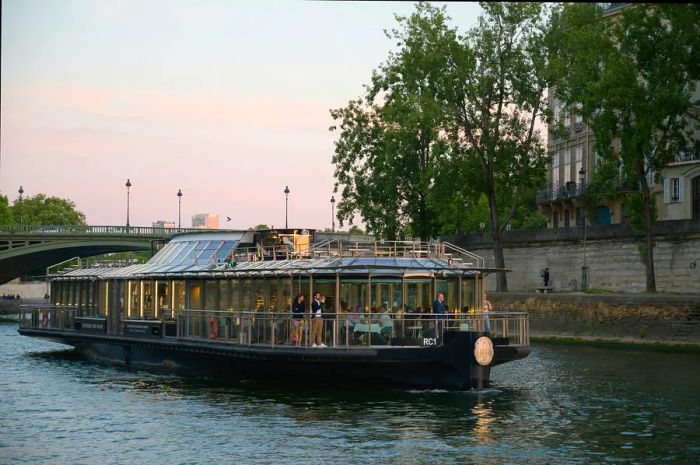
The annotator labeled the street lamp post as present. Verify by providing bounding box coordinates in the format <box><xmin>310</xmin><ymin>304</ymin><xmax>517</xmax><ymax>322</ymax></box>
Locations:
<box><xmin>284</xmin><ymin>186</ymin><xmax>290</xmax><ymax>229</ymax></box>
<box><xmin>330</xmin><ymin>195</ymin><xmax>336</xmax><ymax>232</ymax></box>
<box><xmin>579</xmin><ymin>167</ymin><xmax>588</xmax><ymax>291</ymax></box>
<box><xmin>177</xmin><ymin>189</ymin><xmax>183</xmax><ymax>230</ymax></box>
<box><xmin>18</xmin><ymin>186</ymin><xmax>24</xmax><ymax>225</ymax></box>
<box><xmin>125</xmin><ymin>179</ymin><xmax>132</xmax><ymax>231</ymax></box>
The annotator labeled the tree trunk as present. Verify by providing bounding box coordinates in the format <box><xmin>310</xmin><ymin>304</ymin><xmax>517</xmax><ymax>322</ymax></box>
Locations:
<box><xmin>486</xmin><ymin>187</ymin><xmax>508</xmax><ymax>291</ymax></box>
<box><xmin>491</xmin><ymin>229</ymin><xmax>508</xmax><ymax>292</ymax></box>
<box><xmin>642</xmin><ymin>184</ymin><xmax>657</xmax><ymax>293</ymax></box>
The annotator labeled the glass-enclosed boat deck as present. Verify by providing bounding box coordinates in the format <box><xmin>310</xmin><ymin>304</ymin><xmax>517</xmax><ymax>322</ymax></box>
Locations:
<box><xmin>21</xmin><ymin>229</ymin><xmax>529</xmax><ymax>350</ymax></box>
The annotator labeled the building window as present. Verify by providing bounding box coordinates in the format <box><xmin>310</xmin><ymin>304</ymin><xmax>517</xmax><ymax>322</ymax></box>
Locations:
<box><xmin>564</xmin><ymin>149</ymin><xmax>571</xmax><ymax>184</ymax></box>
<box><xmin>552</xmin><ymin>211</ymin><xmax>559</xmax><ymax>229</ymax></box>
<box><xmin>552</xmin><ymin>151</ymin><xmax>560</xmax><ymax>186</ymax></box>
<box><xmin>664</xmin><ymin>177</ymin><xmax>684</xmax><ymax>203</ymax></box>
<box><xmin>575</xmin><ymin>146</ymin><xmax>583</xmax><ymax>182</ymax></box>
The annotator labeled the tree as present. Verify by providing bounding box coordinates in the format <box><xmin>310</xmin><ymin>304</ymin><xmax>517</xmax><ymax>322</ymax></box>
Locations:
<box><xmin>549</xmin><ymin>3</ymin><xmax>700</xmax><ymax>292</ymax></box>
<box><xmin>253</xmin><ymin>224</ymin><xmax>270</xmax><ymax>231</ymax></box>
<box><xmin>0</xmin><ymin>195</ymin><xmax>12</xmax><ymax>224</ymax></box>
<box><xmin>440</xmin><ymin>2</ymin><xmax>551</xmax><ymax>290</ymax></box>
<box><xmin>10</xmin><ymin>194</ymin><xmax>86</xmax><ymax>225</ymax></box>
<box><xmin>330</xmin><ymin>3</ymin><xmax>454</xmax><ymax>240</ymax></box>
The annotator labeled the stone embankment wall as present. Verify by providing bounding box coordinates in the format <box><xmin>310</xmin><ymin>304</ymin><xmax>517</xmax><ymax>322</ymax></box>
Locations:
<box><xmin>448</xmin><ymin>220</ymin><xmax>700</xmax><ymax>293</ymax></box>
<box><xmin>0</xmin><ymin>281</ymin><xmax>47</xmax><ymax>300</ymax></box>
<box><xmin>492</xmin><ymin>293</ymin><xmax>700</xmax><ymax>345</ymax></box>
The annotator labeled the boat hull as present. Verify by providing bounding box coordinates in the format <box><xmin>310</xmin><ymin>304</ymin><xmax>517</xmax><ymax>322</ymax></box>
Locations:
<box><xmin>18</xmin><ymin>328</ymin><xmax>529</xmax><ymax>390</ymax></box>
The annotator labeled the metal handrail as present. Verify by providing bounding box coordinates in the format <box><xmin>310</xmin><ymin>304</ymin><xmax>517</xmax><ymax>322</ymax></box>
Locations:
<box><xmin>20</xmin><ymin>306</ymin><xmax>529</xmax><ymax>349</ymax></box>
<box><xmin>0</xmin><ymin>224</ymin><xmax>218</xmax><ymax>236</ymax></box>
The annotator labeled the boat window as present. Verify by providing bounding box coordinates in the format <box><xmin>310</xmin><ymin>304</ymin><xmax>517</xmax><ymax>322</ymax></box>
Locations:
<box><xmin>188</xmin><ymin>280</ymin><xmax>202</xmax><ymax>310</ymax></box>
<box><xmin>204</xmin><ymin>280</ymin><xmax>218</xmax><ymax>310</ymax></box>
<box><xmin>461</xmin><ymin>278</ymin><xmax>476</xmax><ymax>312</ymax></box>
<box><xmin>405</xmin><ymin>280</ymin><xmax>432</xmax><ymax>313</ymax></box>
<box><xmin>269</xmin><ymin>280</ymin><xmax>278</xmax><ymax>311</ymax></box>
<box><xmin>255</xmin><ymin>281</ymin><xmax>265</xmax><ymax>311</ymax></box>
<box><xmin>280</xmin><ymin>279</ymin><xmax>291</xmax><ymax>312</ymax></box>
<box><xmin>231</xmin><ymin>280</ymin><xmax>241</xmax><ymax>311</ymax></box>
<box><xmin>242</xmin><ymin>280</ymin><xmax>253</xmax><ymax>310</ymax></box>
<box><xmin>341</xmin><ymin>282</ymin><xmax>368</xmax><ymax>313</ymax></box>
<box><xmin>142</xmin><ymin>281</ymin><xmax>154</xmax><ymax>318</ymax></box>
<box><xmin>218</xmin><ymin>280</ymin><xmax>230</xmax><ymax>311</ymax></box>
<box><xmin>173</xmin><ymin>281</ymin><xmax>185</xmax><ymax>310</ymax></box>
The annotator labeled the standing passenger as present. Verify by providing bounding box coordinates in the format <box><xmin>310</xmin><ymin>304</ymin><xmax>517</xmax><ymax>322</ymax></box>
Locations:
<box><xmin>291</xmin><ymin>294</ymin><xmax>305</xmax><ymax>347</ymax></box>
<box><xmin>482</xmin><ymin>292</ymin><xmax>492</xmax><ymax>334</ymax></box>
<box><xmin>432</xmin><ymin>293</ymin><xmax>447</xmax><ymax>337</ymax></box>
<box><xmin>311</xmin><ymin>292</ymin><xmax>326</xmax><ymax>348</ymax></box>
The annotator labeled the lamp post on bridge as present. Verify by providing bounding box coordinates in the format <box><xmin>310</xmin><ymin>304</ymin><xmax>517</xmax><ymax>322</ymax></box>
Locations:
<box><xmin>284</xmin><ymin>185</ymin><xmax>290</xmax><ymax>229</ymax></box>
<box><xmin>125</xmin><ymin>179</ymin><xmax>132</xmax><ymax>232</ymax></box>
<box><xmin>579</xmin><ymin>167</ymin><xmax>588</xmax><ymax>291</ymax></box>
<box><xmin>330</xmin><ymin>195</ymin><xmax>336</xmax><ymax>232</ymax></box>
<box><xmin>177</xmin><ymin>189</ymin><xmax>183</xmax><ymax>230</ymax></box>
<box><xmin>18</xmin><ymin>186</ymin><xmax>24</xmax><ymax>225</ymax></box>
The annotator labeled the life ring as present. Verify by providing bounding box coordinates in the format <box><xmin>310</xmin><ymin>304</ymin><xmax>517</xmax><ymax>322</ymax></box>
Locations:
<box><xmin>41</xmin><ymin>312</ymin><xmax>49</xmax><ymax>328</ymax></box>
<box><xmin>208</xmin><ymin>318</ymin><xmax>219</xmax><ymax>339</ymax></box>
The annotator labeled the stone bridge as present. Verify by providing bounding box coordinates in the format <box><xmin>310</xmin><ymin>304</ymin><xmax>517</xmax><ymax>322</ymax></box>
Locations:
<box><xmin>0</xmin><ymin>225</ymin><xmax>207</xmax><ymax>284</ymax></box>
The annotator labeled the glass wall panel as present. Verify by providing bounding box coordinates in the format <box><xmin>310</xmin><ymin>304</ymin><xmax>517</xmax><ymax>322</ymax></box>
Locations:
<box><xmin>156</xmin><ymin>281</ymin><xmax>170</xmax><ymax>316</ymax></box>
<box><xmin>173</xmin><ymin>281</ymin><xmax>185</xmax><ymax>310</ymax></box>
<box><xmin>460</xmin><ymin>278</ymin><xmax>476</xmax><ymax>313</ymax></box>
<box><xmin>231</xmin><ymin>280</ymin><xmax>241</xmax><ymax>311</ymax></box>
<box><xmin>341</xmin><ymin>281</ymin><xmax>369</xmax><ymax>313</ymax></box>
<box><xmin>242</xmin><ymin>280</ymin><xmax>253</xmax><ymax>310</ymax></box>
<box><xmin>128</xmin><ymin>281</ymin><xmax>139</xmax><ymax>318</ymax></box>
<box><xmin>219</xmin><ymin>280</ymin><xmax>230</xmax><ymax>311</ymax></box>
<box><xmin>405</xmin><ymin>280</ymin><xmax>432</xmax><ymax>313</ymax></box>
<box><xmin>143</xmin><ymin>281</ymin><xmax>154</xmax><ymax>318</ymax></box>
<box><xmin>255</xmin><ymin>280</ymin><xmax>265</xmax><ymax>311</ymax></box>
<box><xmin>204</xmin><ymin>280</ymin><xmax>218</xmax><ymax>310</ymax></box>
<box><xmin>280</xmin><ymin>279</ymin><xmax>291</xmax><ymax>312</ymax></box>
<box><xmin>269</xmin><ymin>280</ymin><xmax>278</xmax><ymax>311</ymax></box>
<box><xmin>188</xmin><ymin>280</ymin><xmax>202</xmax><ymax>310</ymax></box>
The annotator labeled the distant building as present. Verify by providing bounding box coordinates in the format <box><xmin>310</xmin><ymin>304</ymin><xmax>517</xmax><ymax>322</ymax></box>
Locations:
<box><xmin>537</xmin><ymin>3</ymin><xmax>700</xmax><ymax>228</ymax></box>
<box><xmin>192</xmin><ymin>213</ymin><xmax>219</xmax><ymax>229</ymax></box>
<box><xmin>152</xmin><ymin>220</ymin><xmax>176</xmax><ymax>229</ymax></box>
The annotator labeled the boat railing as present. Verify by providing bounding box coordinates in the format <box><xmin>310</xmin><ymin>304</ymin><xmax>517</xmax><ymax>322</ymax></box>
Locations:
<box><xmin>19</xmin><ymin>306</ymin><xmax>529</xmax><ymax>349</ymax></box>
<box><xmin>227</xmin><ymin>239</ymin><xmax>485</xmax><ymax>267</ymax></box>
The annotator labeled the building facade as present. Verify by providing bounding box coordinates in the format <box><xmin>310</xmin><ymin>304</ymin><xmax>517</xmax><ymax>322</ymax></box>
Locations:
<box><xmin>152</xmin><ymin>220</ymin><xmax>176</xmax><ymax>229</ymax></box>
<box><xmin>537</xmin><ymin>3</ymin><xmax>700</xmax><ymax>228</ymax></box>
<box><xmin>192</xmin><ymin>213</ymin><xmax>219</xmax><ymax>229</ymax></box>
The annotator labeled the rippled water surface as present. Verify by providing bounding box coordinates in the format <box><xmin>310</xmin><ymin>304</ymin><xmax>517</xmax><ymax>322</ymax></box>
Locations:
<box><xmin>1</xmin><ymin>323</ymin><xmax>699</xmax><ymax>465</ymax></box>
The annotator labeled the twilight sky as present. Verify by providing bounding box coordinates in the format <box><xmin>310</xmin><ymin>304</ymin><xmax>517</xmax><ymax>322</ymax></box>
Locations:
<box><xmin>1</xmin><ymin>0</ymin><xmax>482</xmax><ymax>229</ymax></box>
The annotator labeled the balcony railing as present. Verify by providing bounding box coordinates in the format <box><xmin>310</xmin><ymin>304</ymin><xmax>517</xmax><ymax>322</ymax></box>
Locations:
<box><xmin>536</xmin><ymin>181</ymin><xmax>587</xmax><ymax>205</ymax></box>
<box><xmin>19</xmin><ymin>307</ymin><xmax>530</xmax><ymax>349</ymax></box>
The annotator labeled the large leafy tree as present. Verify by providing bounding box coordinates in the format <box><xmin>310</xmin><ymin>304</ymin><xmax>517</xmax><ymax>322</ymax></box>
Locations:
<box><xmin>441</xmin><ymin>2</ymin><xmax>551</xmax><ymax>291</ymax></box>
<box><xmin>0</xmin><ymin>195</ymin><xmax>13</xmax><ymax>224</ymax></box>
<box><xmin>10</xmin><ymin>194</ymin><xmax>86</xmax><ymax>225</ymax></box>
<box><xmin>330</xmin><ymin>3</ymin><xmax>454</xmax><ymax>240</ymax></box>
<box><xmin>549</xmin><ymin>3</ymin><xmax>700</xmax><ymax>292</ymax></box>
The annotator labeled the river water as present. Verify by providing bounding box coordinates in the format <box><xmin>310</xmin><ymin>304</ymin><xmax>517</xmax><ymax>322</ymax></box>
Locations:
<box><xmin>1</xmin><ymin>323</ymin><xmax>698</xmax><ymax>465</ymax></box>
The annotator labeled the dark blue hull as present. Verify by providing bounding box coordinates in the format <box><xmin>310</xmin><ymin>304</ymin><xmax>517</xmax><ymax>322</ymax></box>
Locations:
<box><xmin>19</xmin><ymin>328</ymin><xmax>529</xmax><ymax>390</ymax></box>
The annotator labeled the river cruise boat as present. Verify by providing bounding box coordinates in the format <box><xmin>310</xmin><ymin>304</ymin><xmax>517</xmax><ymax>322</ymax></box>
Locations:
<box><xmin>19</xmin><ymin>229</ymin><xmax>530</xmax><ymax>390</ymax></box>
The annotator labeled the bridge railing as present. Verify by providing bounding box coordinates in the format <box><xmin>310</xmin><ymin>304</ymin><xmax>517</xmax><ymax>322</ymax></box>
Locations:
<box><xmin>0</xmin><ymin>225</ymin><xmax>216</xmax><ymax>236</ymax></box>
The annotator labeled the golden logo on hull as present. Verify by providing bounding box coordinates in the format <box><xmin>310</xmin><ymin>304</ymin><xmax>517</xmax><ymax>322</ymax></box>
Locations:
<box><xmin>474</xmin><ymin>336</ymin><xmax>494</xmax><ymax>366</ymax></box>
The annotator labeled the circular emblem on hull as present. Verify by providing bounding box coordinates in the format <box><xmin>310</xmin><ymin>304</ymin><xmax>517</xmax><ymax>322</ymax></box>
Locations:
<box><xmin>474</xmin><ymin>336</ymin><xmax>494</xmax><ymax>366</ymax></box>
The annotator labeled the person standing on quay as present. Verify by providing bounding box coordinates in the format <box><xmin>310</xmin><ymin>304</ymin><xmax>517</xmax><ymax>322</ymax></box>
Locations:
<box><xmin>432</xmin><ymin>293</ymin><xmax>447</xmax><ymax>337</ymax></box>
<box><xmin>311</xmin><ymin>292</ymin><xmax>326</xmax><ymax>348</ymax></box>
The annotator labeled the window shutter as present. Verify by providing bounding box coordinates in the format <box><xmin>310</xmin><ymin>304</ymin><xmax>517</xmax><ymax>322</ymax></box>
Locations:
<box><xmin>679</xmin><ymin>177</ymin><xmax>685</xmax><ymax>203</ymax></box>
<box><xmin>663</xmin><ymin>178</ymin><xmax>670</xmax><ymax>204</ymax></box>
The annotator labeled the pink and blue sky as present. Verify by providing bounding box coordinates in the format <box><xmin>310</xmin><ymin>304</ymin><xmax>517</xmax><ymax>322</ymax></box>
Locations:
<box><xmin>1</xmin><ymin>0</ymin><xmax>482</xmax><ymax>229</ymax></box>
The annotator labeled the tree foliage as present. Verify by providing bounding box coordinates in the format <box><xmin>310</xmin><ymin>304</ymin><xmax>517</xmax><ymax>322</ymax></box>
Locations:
<box><xmin>10</xmin><ymin>194</ymin><xmax>86</xmax><ymax>225</ymax></box>
<box><xmin>0</xmin><ymin>195</ymin><xmax>13</xmax><ymax>224</ymax></box>
<box><xmin>549</xmin><ymin>3</ymin><xmax>700</xmax><ymax>292</ymax></box>
<box><xmin>331</xmin><ymin>2</ymin><xmax>551</xmax><ymax>290</ymax></box>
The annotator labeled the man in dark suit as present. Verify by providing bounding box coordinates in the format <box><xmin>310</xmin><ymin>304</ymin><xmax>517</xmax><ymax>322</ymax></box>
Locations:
<box><xmin>432</xmin><ymin>293</ymin><xmax>447</xmax><ymax>337</ymax></box>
